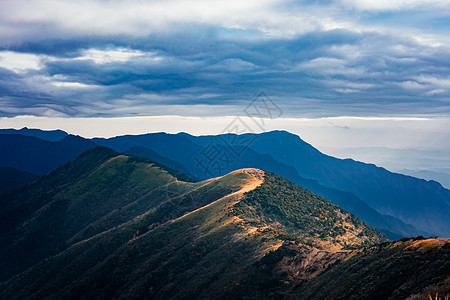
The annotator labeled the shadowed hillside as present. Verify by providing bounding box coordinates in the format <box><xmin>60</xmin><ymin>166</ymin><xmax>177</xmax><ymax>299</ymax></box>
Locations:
<box><xmin>0</xmin><ymin>127</ymin><xmax>68</xmax><ymax>142</ymax></box>
<box><xmin>0</xmin><ymin>134</ymin><xmax>96</xmax><ymax>175</ymax></box>
<box><xmin>0</xmin><ymin>148</ymin><xmax>447</xmax><ymax>299</ymax></box>
<box><xmin>0</xmin><ymin>167</ymin><xmax>39</xmax><ymax>195</ymax></box>
<box><xmin>0</xmin><ymin>147</ymin><xmax>200</xmax><ymax>281</ymax></box>
<box><xmin>94</xmin><ymin>131</ymin><xmax>430</xmax><ymax>238</ymax></box>
<box><xmin>0</xmin><ymin>129</ymin><xmax>437</xmax><ymax>239</ymax></box>
<box><xmin>0</xmin><ymin>150</ymin><xmax>386</xmax><ymax>298</ymax></box>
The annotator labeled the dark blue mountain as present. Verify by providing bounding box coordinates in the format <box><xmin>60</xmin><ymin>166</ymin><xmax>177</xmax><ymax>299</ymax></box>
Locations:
<box><xmin>0</xmin><ymin>127</ymin><xmax>68</xmax><ymax>142</ymax></box>
<box><xmin>123</xmin><ymin>146</ymin><xmax>195</xmax><ymax>180</ymax></box>
<box><xmin>2</xmin><ymin>129</ymin><xmax>444</xmax><ymax>237</ymax></box>
<box><xmin>0</xmin><ymin>146</ymin><xmax>446</xmax><ymax>300</ymax></box>
<box><xmin>0</xmin><ymin>167</ymin><xmax>39</xmax><ymax>195</ymax></box>
<box><xmin>242</xmin><ymin>131</ymin><xmax>450</xmax><ymax>237</ymax></box>
<box><xmin>187</xmin><ymin>130</ymin><xmax>449</xmax><ymax>236</ymax></box>
<box><xmin>93</xmin><ymin>132</ymin><xmax>425</xmax><ymax>239</ymax></box>
<box><xmin>0</xmin><ymin>134</ymin><xmax>96</xmax><ymax>175</ymax></box>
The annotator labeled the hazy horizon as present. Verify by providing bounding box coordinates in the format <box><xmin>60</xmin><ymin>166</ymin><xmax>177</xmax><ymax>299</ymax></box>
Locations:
<box><xmin>1</xmin><ymin>0</ymin><xmax>450</xmax><ymax>174</ymax></box>
<box><xmin>2</xmin><ymin>115</ymin><xmax>450</xmax><ymax>176</ymax></box>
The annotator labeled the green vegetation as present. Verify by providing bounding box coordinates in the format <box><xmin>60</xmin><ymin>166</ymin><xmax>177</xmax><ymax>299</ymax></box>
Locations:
<box><xmin>125</xmin><ymin>154</ymin><xmax>195</xmax><ymax>182</ymax></box>
<box><xmin>233</xmin><ymin>172</ymin><xmax>386</xmax><ymax>249</ymax></box>
<box><xmin>0</xmin><ymin>167</ymin><xmax>268</xmax><ymax>299</ymax></box>
<box><xmin>297</xmin><ymin>237</ymin><xmax>450</xmax><ymax>300</ymax></box>
<box><xmin>0</xmin><ymin>149</ymin><xmax>447</xmax><ymax>300</ymax></box>
<box><xmin>0</xmin><ymin>147</ymin><xmax>203</xmax><ymax>282</ymax></box>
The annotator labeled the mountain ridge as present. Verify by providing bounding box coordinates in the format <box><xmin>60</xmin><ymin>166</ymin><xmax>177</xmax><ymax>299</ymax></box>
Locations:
<box><xmin>0</xmin><ymin>167</ymin><xmax>39</xmax><ymax>195</ymax></box>
<box><xmin>0</xmin><ymin>146</ymin><xmax>448</xmax><ymax>299</ymax></box>
<box><xmin>1</xmin><ymin>128</ymin><xmax>447</xmax><ymax>237</ymax></box>
<box><xmin>246</xmin><ymin>131</ymin><xmax>450</xmax><ymax>236</ymax></box>
<box><xmin>93</xmin><ymin>130</ymin><xmax>436</xmax><ymax>237</ymax></box>
<box><xmin>0</xmin><ymin>133</ymin><xmax>96</xmax><ymax>175</ymax></box>
<box><xmin>0</xmin><ymin>127</ymin><xmax>68</xmax><ymax>142</ymax></box>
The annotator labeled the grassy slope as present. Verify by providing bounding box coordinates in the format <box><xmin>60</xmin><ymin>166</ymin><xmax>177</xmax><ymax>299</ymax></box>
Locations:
<box><xmin>0</xmin><ymin>169</ymin><xmax>263</xmax><ymax>299</ymax></box>
<box><xmin>1</xmin><ymin>148</ymin><xmax>441</xmax><ymax>300</ymax></box>
<box><xmin>234</xmin><ymin>172</ymin><xmax>386</xmax><ymax>251</ymax></box>
<box><xmin>0</xmin><ymin>170</ymin><xmax>388</xmax><ymax>299</ymax></box>
<box><xmin>221</xmin><ymin>237</ymin><xmax>450</xmax><ymax>300</ymax></box>
<box><xmin>0</xmin><ymin>147</ymin><xmax>207</xmax><ymax>282</ymax></box>
<box><xmin>0</xmin><ymin>147</ymin><xmax>119</xmax><ymax>281</ymax></box>
<box><xmin>297</xmin><ymin>237</ymin><xmax>450</xmax><ymax>300</ymax></box>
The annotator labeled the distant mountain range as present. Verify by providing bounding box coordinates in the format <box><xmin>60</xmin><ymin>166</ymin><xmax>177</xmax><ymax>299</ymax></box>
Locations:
<box><xmin>0</xmin><ymin>147</ymin><xmax>448</xmax><ymax>299</ymax></box>
<box><xmin>0</xmin><ymin>133</ymin><xmax>95</xmax><ymax>175</ymax></box>
<box><xmin>93</xmin><ymin>131</ymin><xmax>450</xmax><ymax>237</ymax></box>
<box><xmin>326</xmin><ymin>146</ymin><xmax>450</xmax><ymax>172</ymax></box>
<box><xmin>401</xmin><ymin>168</ymin><xmax>450</xmax><ymax>190</ymax></box>
<box><xmin>0</xmin><ymin>167</ymin><xmax>39</xmax><ymax>195</ymax></box>
<box><xmin>0</xmin><ymin>128</ymin><xmax>449</xmax><ymax>239</ymax></box>
<box><xmin>0</xmin><ymin>127</ymin><xmax>68</xmax><ymax>142</ymax></box>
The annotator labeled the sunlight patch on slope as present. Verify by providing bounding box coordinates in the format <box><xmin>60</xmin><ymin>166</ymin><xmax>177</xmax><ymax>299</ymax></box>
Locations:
<box><xmin>174</xmin><ymin>168</ymin><xmax>264</xmax><ymax>222</ymax></box>
<box><xmin>407</xmin><ymin>238</ymin><xmax>450</xmax><ymax>251</ymax></box>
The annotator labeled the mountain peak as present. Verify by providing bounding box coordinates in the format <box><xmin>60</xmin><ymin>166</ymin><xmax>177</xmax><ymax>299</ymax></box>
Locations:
<box><xmin>221</xmin><ymin>168</ymin><xmax>265</xmax><ymax>193</ymax></box>
<box><xmin>0</xmin><ymin>127</ymin><xmax>68</xmax><ymax>142</ymax></box>
<box><xmin>226</xmin><ymin>168</ymin><xmax>264</xmax><ymax>179</ymax></box>
<box><xmin>1</xmin><ymin>147</ymin><xmax>445</xmax><ymax>300</ymax></box>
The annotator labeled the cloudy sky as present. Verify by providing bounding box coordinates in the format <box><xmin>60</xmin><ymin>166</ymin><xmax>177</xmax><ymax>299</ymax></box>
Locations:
<box><xmin>1</xmin><ymin>0</ymin><xmax>450</xmax><ymax>170</ymax></box>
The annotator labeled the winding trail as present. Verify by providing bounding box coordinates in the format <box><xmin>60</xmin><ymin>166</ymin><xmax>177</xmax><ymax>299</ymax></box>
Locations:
<box><xmin>174</xmin><ymin>168</ymin><xmax>265</xmax><ymax>221</ymax></box>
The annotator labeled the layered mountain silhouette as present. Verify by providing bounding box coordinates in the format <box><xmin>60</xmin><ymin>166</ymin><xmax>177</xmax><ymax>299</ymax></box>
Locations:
<box><xmin>245</xmin><ymin>131</ymin><xmax>450</xmax><ymax>237</ymax></box>
<box><xmin>0</xmin><ymin>127</ymin><xmax>68</xmax><ymax>142</ymax></box>
<box><xmin>0</xmin><ymin>167</ymin><xmax>38</xmax><ymax>195</ymax></box>
<box><xmin>93</xmin><ymin>131</ymin><xmax>449</xmax><ymax>237</ymax></box>
<box><xmin>401</xmin><ymin>168</ymin><xmax>450</xmax><ymax>190</ymax></box>
<box><xmin>124</xmin><ymin>146</ymin><xmax>194</xmax><ymax>181</ymax></box>
<box><xmin>1</xmin><ymin>128</ymin><xmax>449</xmax><ymax>238</ymax></box>
<box><xmin>0</xmin><ymin>147</ymin><xmax>448</xmax><ymax>299</ymax></box>
<box><xmin>0</xmin><ymin>133</ymin><xmax>95</xmax><ymax>175</ymax></box>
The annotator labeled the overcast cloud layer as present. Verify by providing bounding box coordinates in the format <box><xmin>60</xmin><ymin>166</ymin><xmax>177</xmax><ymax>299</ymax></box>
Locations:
<box><xmin>1</xmin><ymin>0</ymin><xmax>450</xmax><ymax>118</ymax></box>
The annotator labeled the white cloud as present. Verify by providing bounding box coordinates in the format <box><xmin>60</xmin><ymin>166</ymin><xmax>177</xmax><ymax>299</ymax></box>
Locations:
<box><xmin>208</xmin><ymin>58</ymin><xmax>258</xmax><ymax>72</ymax></box>
<box><xmin>335</xmin><ymin>88</ymin><xmax>358</xmax><ymax>93</ymax></box>
<box><xmin>398</xmin><ymin>80</ymin><xmax>427</xmax><ymax>91</ymax></box>
<box><xmin>415</xmin><ymin>75</ymin><xmax>450</xmax><ymax>89</ymax></box>
<box><xmin>398</xmin><ymin>75</ymin><xmax>450</xmax><ymax>95</ymax></box>
<box><xmin>0</xmin><ymin>0</ymin><xmax>365</xmax><ymax>42</ymax></box>
<box><xmin>51</xmin><ymin>81</ymin><xmax>97</xmax><ymax>88</ymax></box>
<box><xmin>1</xmin><ymin>0</ymin><xmax>449</xmax><ymax>47</ymax></box>
<box><xmin>0</xmin><ymin>47</ymin><xmax>156</xmax><ymax>72</ymax></box>
<box><xmin>0</xmin><ymin>0</ymin><xmax>290</xmax><ymax>36</ymax></box>
<box><xmin>424</xmin><ymin>89</ymin><xmax>446</xmax><ymax>96</ymax></box>
<box><xmin>339</xmin><ymin>0</ymin><xmax>450</xmax><ymax>11</ymax></box>
<box><xmin>330</xmin><ymin>80</ymin><xmax>377</xmax><ymax>90</ymax></box>
<box><xmin>76</xmin><ymin>48</ymin><xmax>148</xmax><ymax>64</ymax></box>
<box><xmin>295</xmin><ymin>57</ymin><xmax>366</xmax><ymax>76</ymax></box>
<box><xmin>1</xmin><ymin>0</ymin><xmax>450</xmax><ymax>121</ymax></box>
<box><xmin>0</xmin><ymin>51</ymin><xmax>43</xmax><ymax>72</ymax></box>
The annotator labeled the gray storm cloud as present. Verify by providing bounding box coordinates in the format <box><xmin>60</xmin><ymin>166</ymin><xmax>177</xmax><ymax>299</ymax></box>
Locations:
<box><xmin>0</xmin><ymin>0</ymin><xmax>450</xmax><ymax>118</ymax></box>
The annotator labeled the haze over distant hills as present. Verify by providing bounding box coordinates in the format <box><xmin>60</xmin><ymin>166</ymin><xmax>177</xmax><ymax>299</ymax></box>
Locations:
<box><xmin>1</xmin><ymin>146</ymin><xmax>448</xmax><ymax>299</ymax></box>
<box><xmin>326</xmin><ymin>146</ymin><xmax>450</xmax><ymax>187</ymax></box>
<box><xmin>93</xmin><ymin>130</ymin><xmax>450</xmax><ymax>237</ymax></box>
<box><xmin>0</xmin><ymin>147</ymin><xmax>450</xmax><ymax>299</ymax></box>
<box><xmin>0</xmin><ymin>127</ymin><xmax>68</xmax><ymax>142</ymax></box>
<box><xmin>326</xmin><ymin>146</ymin><xmax>450</xmax><ymax>172</ymax></box>
<box><xmin>0</xmin><ymin>133</ymin><xmax>95</xmax><ymax>175</ymax></box>
<box><xmin>2</xmin><ymin>0</ymin><xmax>450</xmax><ymax>297</ymax></box>
<box><xmin>401</xmin><ymin>169</ymin><xmax>450</xmax><ymax>190</ymax></box>
<box><xmin>1</xmin><ymin>128</ymin><xmax>449</xmax><ymax>239</ymax></box>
